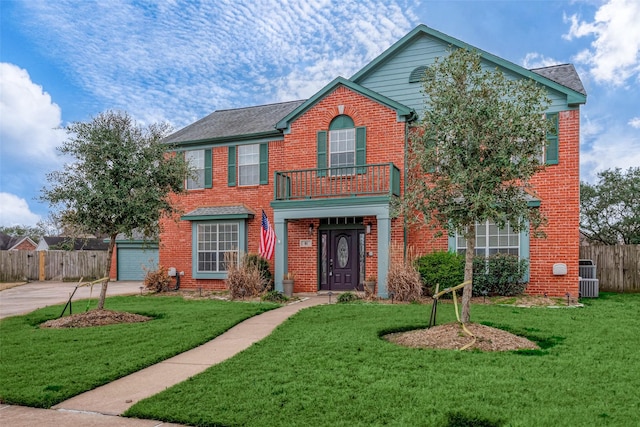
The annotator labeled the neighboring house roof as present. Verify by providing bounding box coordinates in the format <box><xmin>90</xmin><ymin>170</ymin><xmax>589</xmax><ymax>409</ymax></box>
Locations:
<box><xmin>350</xmin><ymin>24</ymin><xmax>586</xmax><ymax>106</ymax></box>
<box><xmin>275</xmin><ymin>76</ymin><xmax>416</xmax><ymax>131</ymax></box>
<box><xmin>164</xmin><ymin>100</ymin><xmax>306</xmax><ymax>145</ymax></box>
<box><xmin>0</xmin><ymin>233</ymin><xmax>37</xmax><ymax>250</ymax></box>
<box><xmin>181</xmin><ymin>205</ymin><xmax>256</xmax><ymax>221</ymax></box>
<box><xmin>37</xmin><ymin>236</ymin><xmax>110</xmax><ymax>251</ymax></box>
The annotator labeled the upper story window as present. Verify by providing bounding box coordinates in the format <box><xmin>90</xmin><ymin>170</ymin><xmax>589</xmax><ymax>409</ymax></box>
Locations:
<box><xmin>238</xmin><ymin>144</ymin><xmax>260</xmax><ymax>186</ymax></box>
<box><xmin>316</xmin><ymin>116</ymin><xmax>366</xmax><ymax>177</ymax></box>
<box><xmin>185</xmin><ymin>149</ymin><xmax>206</xmax><ymax>189</ymax></box>
<box><xmin>228</xmin><ymin>144</ymin><xmax>268</xmax><ymax>187</ymax></box>
<box><xmin>329</xmin><ymin>115</ymin><xmax>356</xmax><ymax>173</ymax></box>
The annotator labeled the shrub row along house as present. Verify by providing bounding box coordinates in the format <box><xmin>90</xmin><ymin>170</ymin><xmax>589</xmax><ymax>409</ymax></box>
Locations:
<box><xmin>159</xmin><ymin>24</ymin><xmax>586</xmax><ymax>297</ymax></box>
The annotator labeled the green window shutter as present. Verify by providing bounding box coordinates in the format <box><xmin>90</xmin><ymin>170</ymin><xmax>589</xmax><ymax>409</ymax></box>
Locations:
<box><xmin>545</xmin><ymin>113</ymin><xmax>559</xmax><ymax>165</ymax></box>
<box><xmin>355</xmin><ymin>126</ymin><xmax>366</xmax><ymax>174</ymax></box>
<box><xmin>227</xmin><ymin>146</ymin><xmax>236</xmax><ymax>187</ymax></box>
<box><xmin>259</xmin><ymin>143</ymin><xmax>268</xmax><ymax>185</ymax></box>
<box><xmin>204</xmin><ymin>148</ymin><xmax>212</xmax><ymax>188</ymax></box>
<box><xmin>317</xmin><ymin>131</ymin><xmax>327</xmax><ymax>177</ymax></box>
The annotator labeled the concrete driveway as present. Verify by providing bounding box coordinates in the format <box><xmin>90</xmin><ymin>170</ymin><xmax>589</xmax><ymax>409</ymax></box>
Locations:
<box><xmin>0</xmin><ymin>281</ymin><xmax>143</xmax><ymax>319</ymax></box>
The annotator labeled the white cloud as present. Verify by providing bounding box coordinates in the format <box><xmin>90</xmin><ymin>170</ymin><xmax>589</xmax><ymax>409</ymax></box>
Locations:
<box><xmin>0</xmin><ymin>193</ymin><xmax>41</xmax><ymax>227</ymax></box>
<box><xmin>522</xmin><ymin>52</ymin><xmax>560</xmax><ymax>69</ymax></box>
<box><xmin>563</xmin><ymin>0</ymin><xmax>640</xmax><ymax>85</ymax></box>
<box><xmin>18</xmin><ymin>0</ymin><xmax>417</xmax><ymax>128</ymax></box>
<box><xmin>0</xmin><ymin>63</ymin><xmax>66</xmax><ymax>161</ymax></box>
<box><xmin>580</xmin><ymin>116</ymin><xmax>640</xmax><ymax>183</ymax></box>
<box><xmin>629</xmin><ymin>117</ymin><xmax>640</xmax><ymax>129</ymax></box>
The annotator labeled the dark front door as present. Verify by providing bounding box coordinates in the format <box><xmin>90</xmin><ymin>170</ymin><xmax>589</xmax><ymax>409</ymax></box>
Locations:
<box><xmin>326</xmin><ymin>230</ymin><xmax>359</xmax><ymax>291</ymax></box>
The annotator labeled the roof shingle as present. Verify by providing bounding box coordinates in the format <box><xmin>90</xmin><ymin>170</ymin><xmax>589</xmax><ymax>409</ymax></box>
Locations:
<box><xmin>164</xmin><ymin>100</ymin><xmax>305</xmax><ymax>145</ymax></box>
<box><xmin>530</xmin><ymin>64</ymin><xmax>586</xmax><ymax>96</ymax></box>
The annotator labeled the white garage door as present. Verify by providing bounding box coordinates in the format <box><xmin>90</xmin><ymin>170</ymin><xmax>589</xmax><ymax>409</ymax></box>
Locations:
<box><xmin>117</xmin><ymin>247</ymin><xmax>158</xmax><ymax>281</ymax></box>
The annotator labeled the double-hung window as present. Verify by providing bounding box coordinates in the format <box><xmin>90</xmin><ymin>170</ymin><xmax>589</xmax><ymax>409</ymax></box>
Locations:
<box><xmin>236</xmin><ymin>144</ymin><xmax>260</xmax><ymax>186</ymax></box>
<box><xmin>196</xmin><ymin>222</ymin><xmax>239</xmax><ymax>273</ymax></box>
<box><xmin>455</xmin><ymin>221</ymin><xmax>520</xmax><ymax>257</ymax></box>
<box><xmin>316</xmin><ymin>115</ymin><xmax>366</xmax><ymax>177</ymax></box>
<box><xmin>227</xmin><ymin>144</ymin><xmax>268</xmax><ymax>187</ymax></box>
<box><xmin>185</xmin><ymin>150</ymin><xmax>205</xmax><ymax>189</ymax></box>
<box><xmin>185</xmin><ymin>149</ymin><xmax>212</xmax><ymax>189</ymax></box>
<box><xmin>329</xmin><ymin>128</ymin><xmax>355</xmax><ymax>174</ymax></box>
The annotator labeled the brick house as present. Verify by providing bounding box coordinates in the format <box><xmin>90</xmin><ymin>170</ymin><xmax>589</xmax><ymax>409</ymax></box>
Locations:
<box><xmin>160</xmin><ymin>24</ymin><xmax>586</xmax><ymax>297</ymax></box>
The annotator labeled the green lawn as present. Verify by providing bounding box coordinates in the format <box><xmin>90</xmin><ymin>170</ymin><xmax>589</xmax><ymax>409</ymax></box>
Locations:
<box><xmin>0</xmin><ymin>296</ymin><xmax>278</xmax><ymax>408</ymax></box>
<box><xmin>126</xmin><ymin>293</ymin><xmax>640</xmax><ymax>427</ymax></box>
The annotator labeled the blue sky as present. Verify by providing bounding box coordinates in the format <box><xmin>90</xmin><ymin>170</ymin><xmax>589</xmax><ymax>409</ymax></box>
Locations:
<box><xmin>1</xmin><ymin>0</ymin><xmax>639</xmax><ymax>228</ymax></box>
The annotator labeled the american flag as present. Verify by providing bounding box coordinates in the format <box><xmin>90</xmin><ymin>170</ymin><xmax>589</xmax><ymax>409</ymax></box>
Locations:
<box><xmin>259</xmin><ymin>210</ymin><xmax>276</xmax><ymax>260</ymax></box>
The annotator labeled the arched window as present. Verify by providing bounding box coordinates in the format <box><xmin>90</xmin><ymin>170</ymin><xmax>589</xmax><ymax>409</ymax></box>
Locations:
<box><xmin>316</xmin><ymin>115</ymin><xmax>366</xmax><ymax>176</ymax></box>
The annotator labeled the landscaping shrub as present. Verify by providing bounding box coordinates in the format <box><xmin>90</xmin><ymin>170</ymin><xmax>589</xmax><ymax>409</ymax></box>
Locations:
<box><xmin>144</xmin><ymin>265</ymin><xmax>173</xmax><ymax>292</ymax></box>
<box><xmin>225</xmin><ymin>252</ymin><xmax>267</xmax><ymax>299</ymax></box>
<box><xmin>415</xmin><ymin>250</ymin><xmax>465</xmax><ymax>295</ymax></box>
<box><xmin>337</xmin><ymin>292</ymin><xmax>359</xmax><ymax>303</ymax></box>
<box><xmin>387</xmin><ymin>245</ymin><xmax>422</xmax><ymax>302</ymax></box>
<box><xmin>261</xmin><ymin>290</ymin><xmax>288</xmax><ymax>303</ymax></box>
<box><xmin>472</xmin><ymin>253</ymin><xmax>528</xmax><ymax>296</ymax></box>
<box><xmin>244</xmin><ymin>253</ymin><xmax>273</xmax><ymax>291</ymax></box>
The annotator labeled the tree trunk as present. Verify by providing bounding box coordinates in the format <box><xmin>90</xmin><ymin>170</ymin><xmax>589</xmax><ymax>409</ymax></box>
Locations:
<box><xmin>461</xmin><ymin>223</ymin><xmax>475</xmax><ymax>323</ymax></box>
<box><xmin>97</xmin><ymin>233</ymin><xmax>117</xmax><ymax>310</ymax></box>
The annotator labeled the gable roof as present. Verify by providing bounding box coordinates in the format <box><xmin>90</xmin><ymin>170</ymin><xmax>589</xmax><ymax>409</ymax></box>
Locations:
<box><xmin>164</xmin><ymin>100</ymin><xmax>305</xmax><ymax>145</ymax></box>
<box><xmin>276</xmin><ymin>77</ymin><xmax>416</xmax><ymax>131</ymax></box>
<box><xmin>0</xmin><ymin>233</ymin><xmax>37</xmax><ymax>250</ymax></box>
<box><xmin>351</xmin><ymin>24</ymin><xmax>586</xmax><ymax>106</ymax></box>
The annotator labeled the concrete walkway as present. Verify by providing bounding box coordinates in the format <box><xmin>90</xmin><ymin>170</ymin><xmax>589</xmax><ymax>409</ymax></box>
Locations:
<box><xmin>1</xmin><ymin>293</ymin><xmax>329</xmax><ymax>426</ymax></box>
<box><xmin>0</xmin><ymin>280</ymin><xmax>143</xmax><ymax>319</ymax></box>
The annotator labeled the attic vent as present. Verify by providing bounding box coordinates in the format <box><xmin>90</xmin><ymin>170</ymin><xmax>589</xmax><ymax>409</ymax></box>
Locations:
<box><xmin>409</xmin><ymin>65</ymin><xmax>428</xmax><ymax>83</ymax></box>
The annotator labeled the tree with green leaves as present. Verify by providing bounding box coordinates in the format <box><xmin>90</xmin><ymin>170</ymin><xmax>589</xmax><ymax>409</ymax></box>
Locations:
<box><xmin>404</xmin><ymin>48</ymin><xmax>551</xmax><ymax>323</ymax></box>
<box><xmin>41</xmin><ymin>110</ymin><xmax>190</xmax><ymax>309</ymax></box>
<box><xmin>580</xmin><ymin>167</ymin><xmax>640</xmax><ymax>245</ymax></box>
<box><xmin>0</xmin><ymin>224</ymin><xmax>47</xmax><ymax>241</ymax></box>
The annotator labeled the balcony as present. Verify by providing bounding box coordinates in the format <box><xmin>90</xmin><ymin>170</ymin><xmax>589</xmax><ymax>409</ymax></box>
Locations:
<box><xmin>274</xmin><ymin>163</ymin><xmax>401</xmax><ymax>201</ymax></box>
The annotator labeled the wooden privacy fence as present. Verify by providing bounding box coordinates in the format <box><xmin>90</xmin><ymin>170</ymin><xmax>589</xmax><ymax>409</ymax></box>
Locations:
<box><xmin>579</xmin><ymin>245</ymin><xmax>640</xmax><ymax>293</ymax></box>
<box><xmin>0</xmin><ymin>250</ymin><xmax>108</xmax><ymax>282</ymax></box>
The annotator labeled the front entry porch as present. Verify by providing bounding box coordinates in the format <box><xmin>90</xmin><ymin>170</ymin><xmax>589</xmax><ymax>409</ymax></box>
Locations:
<box><xmin>271</xmin><ymin>199</ymin><xmax>392</xmax><ymax>297</ymax></box>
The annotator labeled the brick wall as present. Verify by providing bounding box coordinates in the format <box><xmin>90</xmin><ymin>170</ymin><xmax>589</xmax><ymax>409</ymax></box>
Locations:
<box><xmin>160</xmin><ymin>87</ymin><xmax>580</xmax><ymax>297</ymax></box>
<box><xmin>281</xmin><ymin>86</ymin><xmax>406</xmax><ymax>292</ymax></box>
<box><xmin>405</xmin><ymin>109</ymin><xmax>581</xmax><ymax>297</ymax></box>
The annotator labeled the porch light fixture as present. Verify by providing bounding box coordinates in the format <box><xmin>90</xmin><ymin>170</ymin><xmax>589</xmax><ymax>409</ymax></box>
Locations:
<box><xmin>309</xmin><ymin>223</ymin><xmax>314</xmax><ymax>235</ymax></box>
<box><xmin>366</xmin><ymin>222</ymin><xmax>372</xmax><ymax>234</ymax></box>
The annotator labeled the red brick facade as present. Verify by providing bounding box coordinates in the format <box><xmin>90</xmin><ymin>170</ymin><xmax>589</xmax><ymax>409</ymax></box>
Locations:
<box><xmin>160</xmin><ymin>82</ymin><xmax>581</xmax><ymax>297</ymax></box>
<box><xmin>405</xmin><ymin>109</ymin><xmax>581</xmax><ymax>297</ymax></box>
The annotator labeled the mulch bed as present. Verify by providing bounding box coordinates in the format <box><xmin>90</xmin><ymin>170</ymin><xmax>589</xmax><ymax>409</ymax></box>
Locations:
<box><xmin>40</xmin><ymin>310</ymin><xmax>152</xmax><ymax>329</ymax></box>
<box><xmin>385</xmin><ymin>323</ymin><xmax>540</xmax><ymax>351</ymax></box>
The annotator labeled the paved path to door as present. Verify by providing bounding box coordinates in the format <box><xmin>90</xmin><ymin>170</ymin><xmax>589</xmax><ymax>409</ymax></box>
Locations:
<box><xmin>0</xmin><ymin>289</ymin><xmax>329</xmax><ymax>426</ymax></box>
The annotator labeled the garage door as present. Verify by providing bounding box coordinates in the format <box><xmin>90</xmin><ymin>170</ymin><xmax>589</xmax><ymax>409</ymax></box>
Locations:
<box><xmin>117</xmin><ymin>246</ymin><xmax>158</xmax><ymax>281</ymax></box>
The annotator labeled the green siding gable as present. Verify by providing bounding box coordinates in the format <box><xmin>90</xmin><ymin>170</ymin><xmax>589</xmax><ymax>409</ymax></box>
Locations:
<box><xmin>352</xmin><ymin>25</ymin><xmax>586</xmax><ymax>115</ymax></box>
